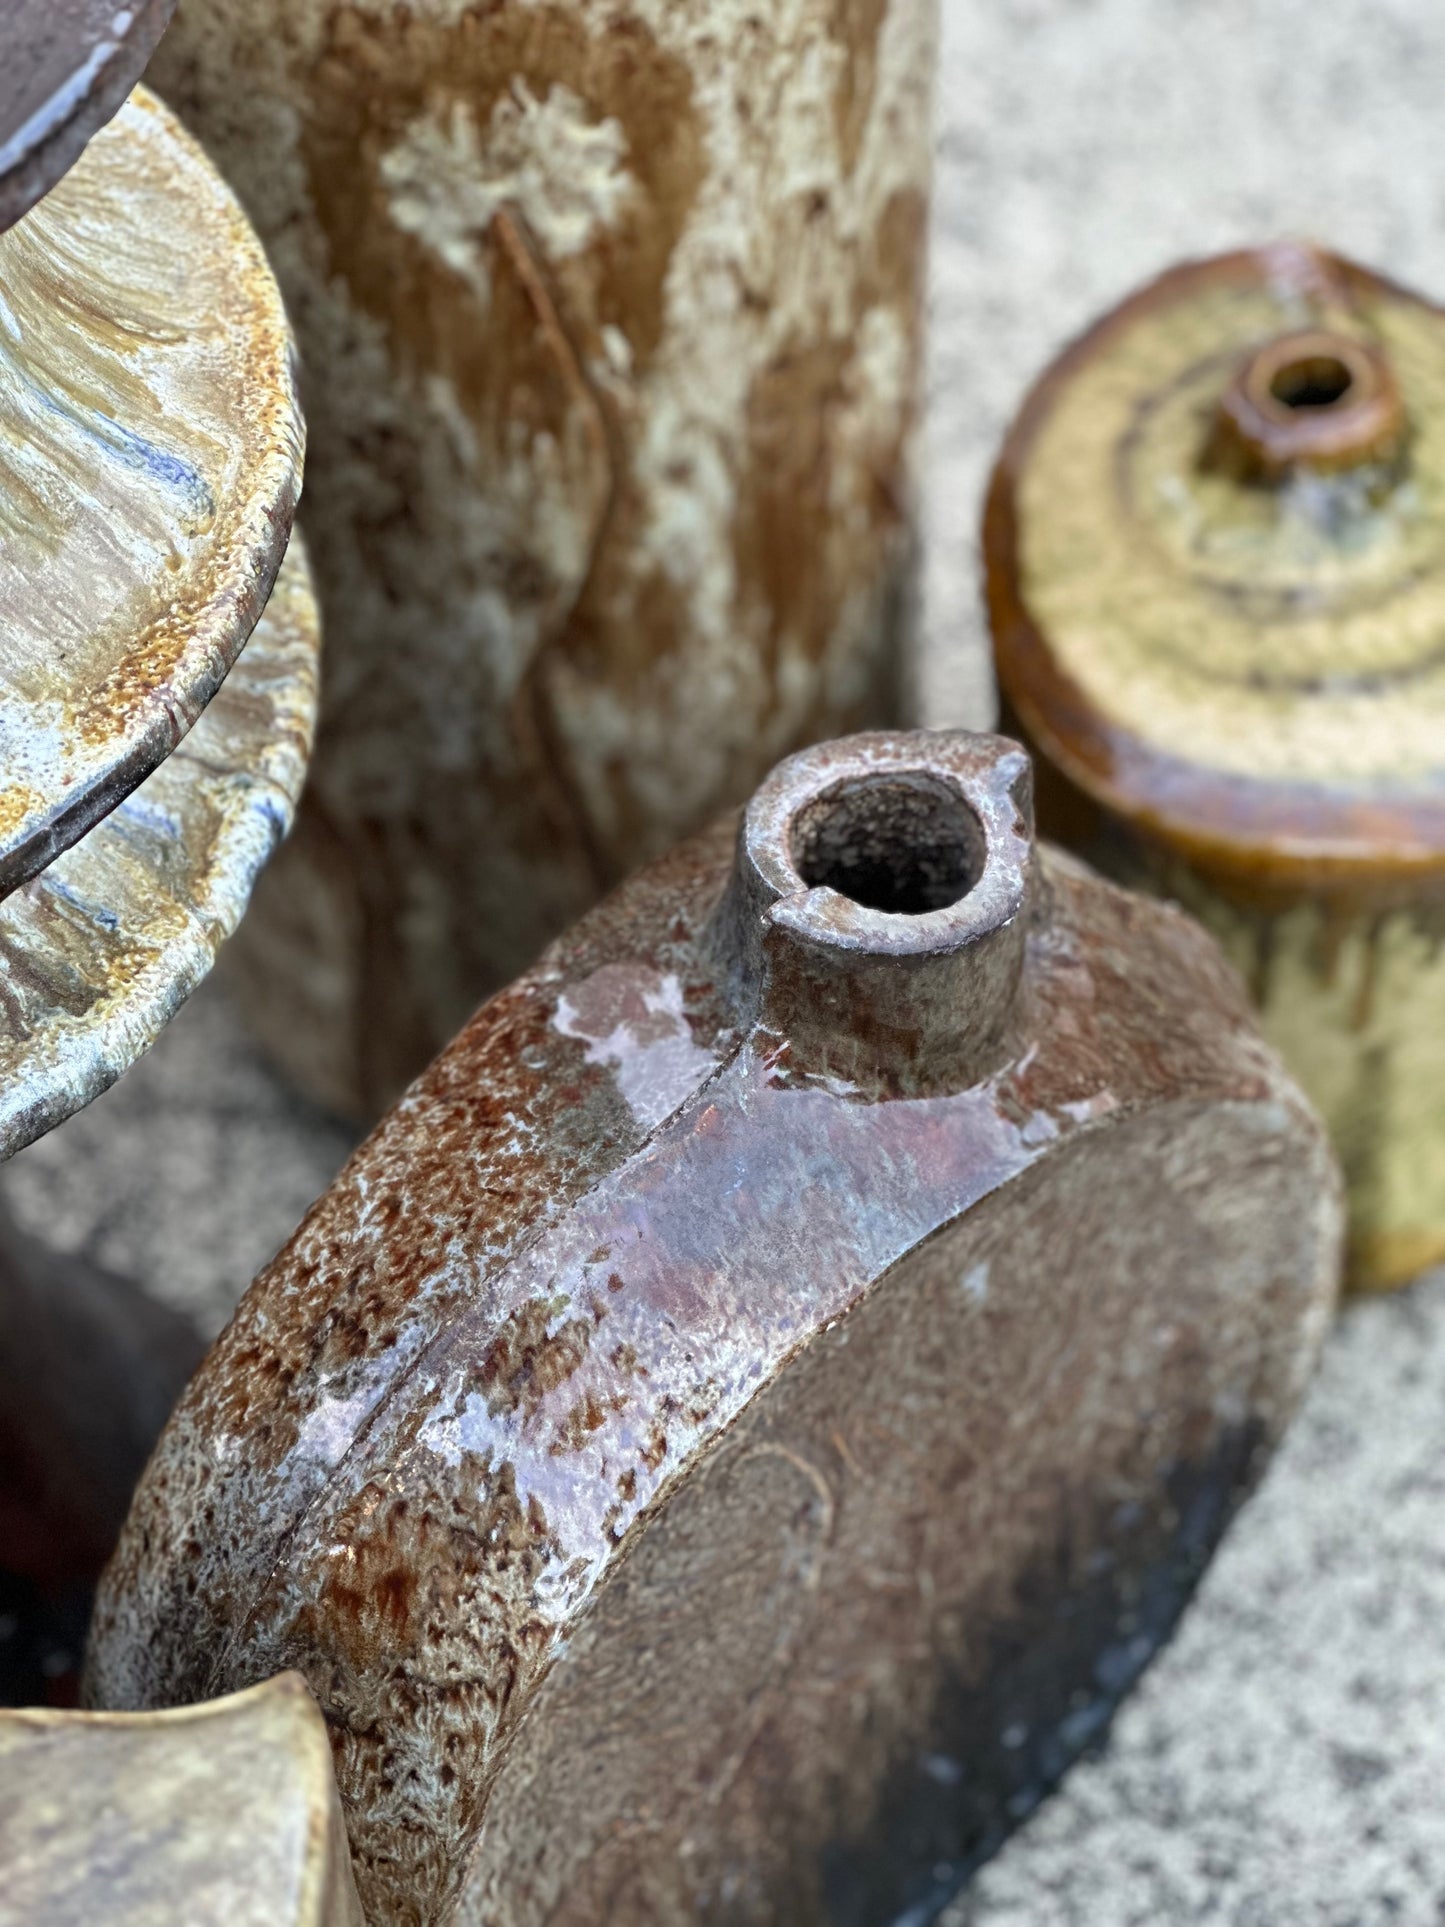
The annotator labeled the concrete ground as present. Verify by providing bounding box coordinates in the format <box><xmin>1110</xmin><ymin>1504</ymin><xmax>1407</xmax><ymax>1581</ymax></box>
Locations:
<box><xmin>9</xmin><ymin>1</ymin><xmax>1445</xmax><ymax>1919</ymax></box>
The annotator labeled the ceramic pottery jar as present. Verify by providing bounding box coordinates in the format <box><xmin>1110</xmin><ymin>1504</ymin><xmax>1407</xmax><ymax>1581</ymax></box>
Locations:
<box><xmin>0</xmin><ymin>1675</ymin><xmax>363</xmax><ymax>1923</ymax></box>
<box><xmin>986</xmin><ymin>242</ymin><xmax>1445</xmax><ymax>1292</ymax></box>
<box><xmin>0</xmin><ymin>33</ymin><xmax>315</xmax><ymax>1701</ymax></box>
<box><xmin>89</xmin><ymin>730</ymin><xmax>1341</xmax><ymax>1926</ymax></box>
<box><xmin>148</xmin><ymin>0</ymin><xmax>942</xmax><ymax>1121</ymax></box>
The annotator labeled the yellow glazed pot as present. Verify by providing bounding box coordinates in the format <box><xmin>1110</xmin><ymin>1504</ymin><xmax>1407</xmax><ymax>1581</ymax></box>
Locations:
<box><xmin>986</xmin><ymin>243</ymin><xmax>1445</xmax><ymax>1292</ymax></box>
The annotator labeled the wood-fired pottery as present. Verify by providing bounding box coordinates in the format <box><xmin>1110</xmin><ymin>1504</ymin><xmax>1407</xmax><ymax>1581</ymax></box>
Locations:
<box><xmin>0</xmin><ymin>1674</ymin><xmax>363</xmax><ymax>1924</ymax></box>
<box><xmin>0</xmin><ymin>35</ymin><xmax>315</xmax><ymax>1711</ymax></box>
<box><xmin>986</xmin><ymin>243</ymin><xmax>1445</xmax><ymax>1292</ymax></box>
<box><xmin>148</xmin><ymin>0</ymin><xmax>941</xmax><ymax>1119</ymax></box>
<box><xmin>90</xmin><ymin>730</ymin><xmax>1341</xmax><ymax>1925</ymax></box>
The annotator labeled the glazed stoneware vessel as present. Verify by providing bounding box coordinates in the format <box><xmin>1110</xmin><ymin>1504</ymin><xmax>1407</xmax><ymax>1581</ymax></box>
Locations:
<box><xmin>149</xmin><ymin>0</ymin><xmax>941</xmax><ymax>1118</ymax></box>
<box><xmin>90</xmin><ymin>731</ymin><xmax>1342</xmax><ymax>1925</ymax></box>
<box><xmin>0</xmin><ymin>83</ymin><xmax>299</xmax><ymax>894</ymax></box>
<box><xmin>987</xmin><ymin>243</ymin><xmax>1445</xmax><ymax>1292</ymax></box>
<box><xmin>0</xmin><ymin>17</ymin><xmax>315</xmax><ymax>1708</ymax></box>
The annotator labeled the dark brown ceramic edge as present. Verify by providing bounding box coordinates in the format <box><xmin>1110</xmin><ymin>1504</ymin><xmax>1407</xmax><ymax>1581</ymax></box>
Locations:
<box><xmin>0</xmin><ymin>0</ymin><xmax>178</xmax><ymax>232</ymax></box>
<box><xmin>983</xmin><ymin>242</ymin><xmax>1445</xmax><ymax>897</ymax></box>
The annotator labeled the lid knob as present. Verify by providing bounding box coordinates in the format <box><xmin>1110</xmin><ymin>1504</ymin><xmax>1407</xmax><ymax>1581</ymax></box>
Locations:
<box><xmin>1209</xmin><ymin>326</ymin><xmax>1406</xmax><ymax>481</ymax></box>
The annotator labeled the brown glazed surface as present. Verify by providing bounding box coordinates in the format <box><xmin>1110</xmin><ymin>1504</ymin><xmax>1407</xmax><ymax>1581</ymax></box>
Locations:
<box><xmin>985</xmin><ymin>243</ymin><xmax>1445</xmax><ymax>896</ymax></box>
<box><xmin>150</xmin><ymin>0</ymin><xmax>938</xmax><ymax>1117</ymax></box>
<box><xmin>0</xmin><ymin>0</ymin><xmax>176</xmax><ymax>229</ymax></box>
<box><xmin>0</xmin><ymin>87</ymin><xmax>301</xmax><ymax>895</ymax></box>
<box><xmin>89</xmin><ymin>732</ymin><xmax>1340</xmax><ymax>1924</ymax></box>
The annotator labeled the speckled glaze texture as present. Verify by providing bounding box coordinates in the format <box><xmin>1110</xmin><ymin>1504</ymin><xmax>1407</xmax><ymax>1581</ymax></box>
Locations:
<box><xmin>0</xmin><ymin>86</ymin><xmax>302</xmax><ymax>894</ymax></box>
<box><xmin>150</xmin><ymin>0</ymin><xmax>939</xmax><ymax>1119</ymax></box>
<box><xmin>985</xmin><ymin>245</ymin><xmax>1445</xmax><ymax>1289</ymax></box>
<box><xmin>0</xmin><ymin>538</ymin><xmax>319</xmax><ymax>1160</ymax></box>
<box><xmin>0</xmin><ymin>1673</ymin><xmax>363</xmax><ymax>1925</ymax></box>
<box><xmin>90</xmin><ymin>730</ymin><xmax>1341</xmax><ymax>1924</ymax></box>
<box><xmin>0</xmin><ymin>0</ymin><xmax>178</xmax><ymax>230</ymax></box>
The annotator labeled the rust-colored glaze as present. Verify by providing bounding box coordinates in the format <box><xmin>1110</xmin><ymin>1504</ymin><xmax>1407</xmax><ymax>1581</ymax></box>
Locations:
<box><xmin>150</xmin><ymin>0</ymin><xmax>937</xmax><ymax>1119</ymax></box>
<box><xmin>89</xmin><ymin>731</ymin><xmax>1340</xmax><ymax>1924</ymax></box>
<box><xmin>985</xmin><ymin>244</ymin><xmax>1445</xmax><ymax>1289</ymax></box>
<box><xmin>0</xmin><ymin>0</ymin><xmax>176</xmax><ymax>230</ymax></box>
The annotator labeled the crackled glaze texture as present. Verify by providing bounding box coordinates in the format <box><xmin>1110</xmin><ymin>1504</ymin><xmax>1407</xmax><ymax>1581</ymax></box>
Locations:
<box><xmin>90</xmin><ymin>731</ymin><xmax>1341</xmax><ymax>1925</ymax></box>
<box><xmin>0</xmin><ymin>538</ymin><xmax>319</xmax><ymax>1159</ymax></box>
<box><xmin>0</xmin><ymin>1674</ymin><xmax>363</xmax><ymax>1925</ymax></box>
<box><xmin>0</xmin><ymin>86</ymin><xmax>301</xmax><ymax>893</ymax></box>
<box><xmin>986</xmin><ymin>245</ymin><xmax>1445</xmax><ymax>1289</ymax></box>
<box><xmin>150</xmin><ymin>0</ymin><xmax>938</xmax><ymax>1118</ymax></box>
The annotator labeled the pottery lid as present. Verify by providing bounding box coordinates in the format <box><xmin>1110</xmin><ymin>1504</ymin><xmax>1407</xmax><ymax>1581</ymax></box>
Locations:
<box><xmin>0</xmin><ymin>538</ymin><xmax>318</xmax><ymax>1159</ymax></box>
<box><xmin>0</xmin><ymin>0</ymin><xmax>177</xmax><ymax>230</ymax></box>
<box><xmin>985</xmin><ymin>243</ymin><xmax>1445</xmax><ymax>883</ymax></box>
<box><xmin>0</xmin><ymin>87</ymin><xmax>301</xmax><ymax>896</ymax></box>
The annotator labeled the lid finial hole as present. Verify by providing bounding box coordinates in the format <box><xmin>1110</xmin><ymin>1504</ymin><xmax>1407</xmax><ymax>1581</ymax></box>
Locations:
<box><xmin>1269</xmin><ymin>353</ymin><xmax>1354</xmax><ymax>412</ymax></box>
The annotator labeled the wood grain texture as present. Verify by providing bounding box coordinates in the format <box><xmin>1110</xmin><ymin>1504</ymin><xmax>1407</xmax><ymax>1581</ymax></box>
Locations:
<box><xmin>0</xmin><ymin>538</ymin><xmax>319</xmax><ymax>1161</ymax></box>
<box><xmin>0</xmin><ymin>87</ymin><xmax>302</xmax><ymax>895</ymax></box>
<box><xmin>150</xmin><ymin>0</ymin><xmax>938</xmax><ymax>1118</ymax></box>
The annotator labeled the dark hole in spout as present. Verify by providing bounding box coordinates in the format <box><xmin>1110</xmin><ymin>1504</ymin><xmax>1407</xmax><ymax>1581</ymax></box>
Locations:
<box><xmin>1269</xmin><ymin>353</ymin><xmax>1354</xmax><ymax>411</ymax></box>
<box><xmin>791</xmin><ymin>773</ymin><xmax>985</xmax><ymax>916</ymax></box>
